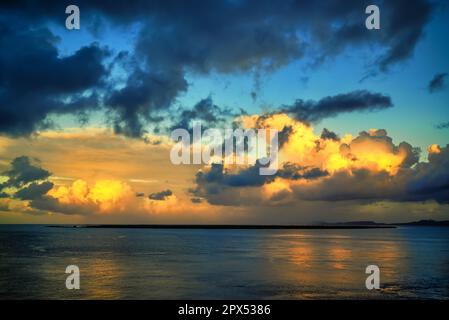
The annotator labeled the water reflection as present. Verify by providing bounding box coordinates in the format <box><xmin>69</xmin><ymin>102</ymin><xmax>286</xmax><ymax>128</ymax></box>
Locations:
<box><xmin>289</xmin><ymin>246</ymin><xmax>313</xmax><ymax>267</ymax></box>
<box><xmin>0</xmin><ymin>226</ymin><xmax>448</xmax><ymax>299</ymax></box>
<box><xmin>83</xmin><ymin>258</ymin><xmax>122</xmax><ymax>299</ymax></box>
<box><xmin>329</xmin><ymin>247</ymin><xmax>352</xmax><ymax>270</ymax></box>
<box><xmin>263</xmin><ymin>230</ymin><xmax>407</xmax><ymax>298</ymax></box>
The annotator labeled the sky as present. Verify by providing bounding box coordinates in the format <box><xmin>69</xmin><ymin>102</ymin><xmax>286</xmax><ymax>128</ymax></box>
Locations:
<box><xmin>0</xmin><ymin>0</ymin><xmax>449</xmax><ymax>224</ymax></box>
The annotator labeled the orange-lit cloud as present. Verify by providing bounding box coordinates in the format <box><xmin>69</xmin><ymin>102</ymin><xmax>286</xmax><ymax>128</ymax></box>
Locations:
<box><xmin>240</xmin><ymin>114</ymin><xmax>415</xmax><ymax>176</ymax></box>
<box><xmin>48</xmin><ymin>179</ymin><xmax>133</xmax><ymax>212</ymax></box>
<box><xmin>1</xmin><ymin>114</ymin><xmax>449</xmax><ymax>224</ymax></box>
<box><xmin>194</xmin><ymin>113</ymin><xmax>448</xmax><ymax>207</ymax></box>
<box><xmin>37</xmin><ymin>177</ymin><xmax>222</xmax><ymax>221</ymax></box>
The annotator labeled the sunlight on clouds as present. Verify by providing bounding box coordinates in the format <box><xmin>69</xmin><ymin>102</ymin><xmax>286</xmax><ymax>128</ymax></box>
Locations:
<box><xmin>89</xmin><ymin>180</ymin><xmax>133</xmax><ymax>210</ymax></box>
<box><xmin>428</xmin><ymin>144</ymin><xmax>441</xmax><ymax>154</ymax></box>
<box><xmin>262</xmin><ymin>178</ymin><xmax>292</xmax><ymax>201</ymax></box>
<box><xmin>48</xmin><ymin>179</ymin><xmax>133</xmax><ymax>212</ymax></box>
<box><xmin>242</xmin><ymin>113</ymin><xmax>413</xmax><ymax>176</ymax></box>
<box><xmin>1</xmin><ymin>114</ymin><xmax>448</xmax><ymax>223</ymax></box>
<box><xmin>45</xmin><ymin>177</ymin><xmax>219</xmax><ymax>219</ymax></box>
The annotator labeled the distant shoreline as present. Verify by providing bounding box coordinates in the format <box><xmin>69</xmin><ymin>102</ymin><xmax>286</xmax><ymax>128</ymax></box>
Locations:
<box><xmin>48</xmin><ymin>224</ymin><xmax>397</xmax><ymax>230</ymax></box>
<box><xmin>46</xmin><ymin>219</ymin><xmax>449</xmax><ymax>229</ymax></box>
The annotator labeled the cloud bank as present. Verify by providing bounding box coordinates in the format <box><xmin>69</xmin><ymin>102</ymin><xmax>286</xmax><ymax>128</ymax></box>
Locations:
<box><xmin>0</xmin><ymin>0</ymin><xmax>435</xmax><ymax>137</ymax></box>
<box><xmin>192</xmin><ymin>114</ymin><xmax>448</xmax><ymax>206</ymax></box>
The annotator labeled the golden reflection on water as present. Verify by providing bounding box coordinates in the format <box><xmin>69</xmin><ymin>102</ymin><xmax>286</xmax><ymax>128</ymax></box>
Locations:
<box><xmin>362</xmin><ymin>243</ymin><xmax>403</xmax><ymax>280</ymax></box>
<box><xmin>266</xmin><ymin>231</ymin><xmax>406</xmax><ymax>297</ymax></box>
<box><xmin>289</xmin><ymin>246</ymin><xmax>313</xmax><ymax>267</ymax></box>
<box><xmin>83</xmin><ymin>258</ymin><xmax>122</xmax><ymax>299</ymax></box>
<box><xmin>329</xmin><ymin>247</ymin><xmax>352</xmax><ymax>270</ymax></box>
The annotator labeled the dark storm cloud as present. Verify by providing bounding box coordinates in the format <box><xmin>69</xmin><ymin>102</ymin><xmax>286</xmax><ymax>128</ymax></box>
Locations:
<box><xmin>282</xmin><ymin>90</ymin><xmax>393</xmax><ymax>123</ymax></box>
<box><xmin>1</xmin><ymin>156</ymin><xmax>51</xmax><ymax>188</ymax></box>
<box><xmin>320</xmin><ymin>0</ymin><xmax>432</xmax><ymax>69</ymax></box>
<box><xmin>43</xmin><ymin>0</ymin><xmax>431</xmax><ymax>72</ymax></box>
<box><xmin>290</xmin><ymin>169</ymin><xmax>400</xmax><ymax>202</ymax></box>
<box><xmin>0</xmin><ymin>16</ymin><xmax>110</xmax><ymax>136</ymax></box>
<box><xmin>428</xmin><ymin>73</ymin><xmax>448</xmax><ymax>93</ymax></box>
<box><xmin>0</xmin><ymin>156</ymin><xmax>54</xmax><ymax>206</ymax></box>
<box><xmin>149</xmin><ymin>189</ymin><xmax>173</xmax><ymax>201</ymax></box>
<box><xmin>0</xmin><ymin>156</ymin><xmax>99</xmax><ymax>214</ymax></box>
<box><xmin>406</xmin><ymin>145</ymin><xmax>449</xmax><ymax>203</ymax></box>
<box><xmin>14</xmin><ymin>181</ymin><xmax>54</xmax><ymax>200</ymax></box>
<box><xmin>377</xmin><ymin>0</ymin><xmax>433</xmax><ymax>72</ymax></box>
<box><xmin>398</xmin><ymin>142</ymin><xmax>421</xmax><ymax>169</ymax></box>
<box><xmin>320</xmin><ymin>128</ymin><xmax>340</xmax><ymax>141</ymax></box>
<box><xmin>277</xmin><ymin>163</ymin><xmax>329</xmax><ymax>180</ymax></box>
<box><xmin>193</xmin><ymin>162</ymin><xmax>274</xmax><ymax>192</ymax></box>
<box><xmin>105</xmin><ymin>68</ymin><xmax>188</xmax><ymax>137</ymax></box>
<box><xmin>29</xmin><ymin>196</ymin><xmax>95</xmax><ymax>215</ymax></box>
<box><xmin>0</xmin><ymin>1</ymin><xmax>434</xmax><ymax>137</ymax></box>
<box><xmin>191</xmin><ymin>161</ymin><xmax>327</xmax><ymax>200</ymax></box>
<box><xmin>170</xmin><ymin>97</ymin><xmax>233</xmax><ymax>131</ymax></box>
<box><xmin>278</xmin><ymin>126</ymin><xmax>294</xmax><ymax>148</ymax></box>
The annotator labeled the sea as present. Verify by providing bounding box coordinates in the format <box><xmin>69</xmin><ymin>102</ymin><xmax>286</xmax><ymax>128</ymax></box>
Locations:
<box><xmin>0</xmin><ymin>224</ymin><xmax>448</xmax><ymax>299</ymax></box>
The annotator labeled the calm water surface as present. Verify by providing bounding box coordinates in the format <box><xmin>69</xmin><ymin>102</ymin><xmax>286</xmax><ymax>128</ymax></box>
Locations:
<box><xmin>0</xmin><ymin>225</ymin><xmax>448</xmax><ymax>299</ymax></box>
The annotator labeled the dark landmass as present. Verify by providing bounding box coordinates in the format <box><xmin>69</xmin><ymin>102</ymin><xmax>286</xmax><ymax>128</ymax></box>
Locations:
<box><xmin>394</xmin><ymin>219</ymin><xmax>449</xmax><ymax>226</ymax></box>
<box><xmin>324</xmin><ymin>219</ymin><xmax>449</xmax><ymax>227</ymax></box>
<box><xmin>47</xmin><ymin>219</ymin><xmax>449</xmax><ymax>229</ymax></box>
<box><xmin>322</xmin><ymin>221</ymin><xmax>389</xmax><ymax>226</ymax></box>
<box><xmin>48</xmin><ymin>224</ymin><xmax>396</xmax><ymax>230</ymax></box>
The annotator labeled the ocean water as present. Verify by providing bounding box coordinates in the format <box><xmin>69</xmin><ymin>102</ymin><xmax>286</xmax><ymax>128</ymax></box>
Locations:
<box><xmin>0</xmin><ymin>225</ymin><xmax>448</xmax><ymax>299</ymax></box>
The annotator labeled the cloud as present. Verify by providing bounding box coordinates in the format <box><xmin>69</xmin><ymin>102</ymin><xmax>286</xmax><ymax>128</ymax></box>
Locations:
<box><xmin>428</xmin><ymin>73</ymin><xmax>448</xmax><ymax>93</ymax></box>
<box><xmin>170</xmin><ymin>97</ymin><xmax>233</xmax><ymax>131</ymax></box>
<box><xmin>0</xmin><ymin>1</ymin><xmax>434</xmax><ymax>137</ymax></box>
<box><xmin>344</xmin><ymin>129</ymin><xmax>420</xmax><ymax>172</ymax></box>
<box><xmin>289</xmin><ymin>169</ymin><xmax>400</xmax><ymax>202</ymax></box>
<box><xmin>105</xmin><ymin>67</ymin><xmax>188</xmax><ymax>137</ymax></box>
<box><xmin>66</xmin><ymin>0</ymin><xmax>432</xmax><ymax>72</ymax></box>
<box><xmin>25</xmin><ymin>177</ymin><xmax>197</xmax><ymax>217</ymax></box>
<box><xmin>278</xmin><ymin>125</ymin><xmax>294</xmax><ymax>148</ymax></box>
<box><xmin>190</xmin><ymin>162</ymin><xmax>275</xmax><ymax>206</ymax></box>
<box><xmin>0</xmin><ymin>156</ymin><xmax>54</xmax><ymax>210</ymax></box>
<box><xmin>29</xmin><ymin>196</ymin><xmax>96</xmax><ymax>216</ymax></box>
<box><xmin>106</xmin><ymin>0</ymin><xmax>428</xmax><ymax>136</ymax></box>
<box><xmin>191</xmin><ymin>161</ymin><xmax>326</xmax><ymax>202</ymax></box>
<box><xmin>0</xmin><ymin>155</ymin><xmax>145</xmax><ymax>214</ymax></box>
<box><xmin>189</xmin><ymin>114</ymin><xmax>448</xmax><ymax>206</ymax></box>
<box><xmin>365</xmin><ymin>0</ymin><xmax>432</xmax><ymax>73</ymax></box>
<box><xmin>321</xmin><ymin>128</ymin><xmax>340</xmax><ymax>141</ymax></box>
<box><xmin>1</xmin><ymin>124</ymin><xmax>447</xmax><ymax>221</ymax></box>
<box><xmin>193</xmin><ymin>161</ymin><xmax>273</xmax><ymax>191</ymax></box>
<box><xmin>14</xmin><ymin>181</ymin><xmax>54</xmax><ymax>200</ymax></box>
<box><xmin>281</xmin><ymin>90</ymin><xmax>393</xmax><ymax>123</ymax></box>
<box><xmin>1</xmin><ymin>156</ymin><xmax>51</xmax><ymax>188</ymax></box>
<box><xmin>290</xmin><ymin>144</ymin><xmax>449</xmax><ymax>204</ymax></box>
<box><xmin>0</xmin><ymin>17</ymin><xmax>110</xmax><ymax>136</ymax></box>
<box><xmin>406</xmin><ymin>144</ymin><xmax>449</xmax><ymax>203</ymax></box>
<box><xmin>27</xmin><ymin>179</ymin><xmax>135</xmax><ymax>215</ymax></box>
<box><xmin>149</xmin><ymin>189</ymin><xmax>173</xmax><ymax>201</ymax></box>
<box><xmin>191</xmin><ymin>197</ymin><xmax>202</xmax><ymax>204</ymax></box>
<box><xmin>277</xmin><ymin>163</ymin><xmax>329</xmax><ymax>180</ymax></box>
<box><xmin>435</xmin><ymin>121</ymin><xmax>449</xmax><ymax>129</ymax></box>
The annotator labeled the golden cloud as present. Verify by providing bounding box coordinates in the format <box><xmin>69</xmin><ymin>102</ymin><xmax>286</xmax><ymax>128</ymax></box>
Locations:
<box><xmin>240</xmin><ymin>113</ymin><xmax>413</xmax><ymax>176</ymax></box>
